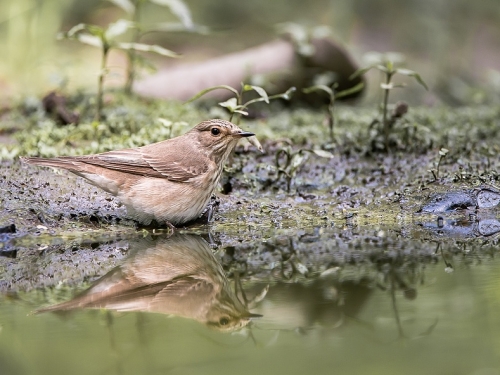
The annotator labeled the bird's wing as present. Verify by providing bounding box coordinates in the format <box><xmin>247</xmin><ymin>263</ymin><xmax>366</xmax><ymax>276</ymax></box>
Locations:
<box><xmin>79</xmin><ymin>142</ymin><xmax>210</xmax><ymax>182</ymax></box>
<box><xmin>148</xmin><ymin>276</ymin><xmax>215</xmax><ymax>312</ymax></box>
<box><xmin>81</xmin><ymin>276</ymin><xmax>212</xmax><ymax>312</ymax></box>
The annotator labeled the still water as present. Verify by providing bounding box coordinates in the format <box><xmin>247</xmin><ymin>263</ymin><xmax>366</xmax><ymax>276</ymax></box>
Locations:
<box><xmin>1</xmin><ymin>232</ymin><xmax>500</xmax><ymax>375</ymax></box>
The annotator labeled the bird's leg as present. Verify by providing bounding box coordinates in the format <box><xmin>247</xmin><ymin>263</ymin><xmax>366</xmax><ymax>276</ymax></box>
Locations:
<box><xmin>200</xmin><ymin>195</ymin><xmax>220</xmax><ymax>223</ymax></box>
<box><xmin>134</xmin><ymin>219</ymin><xmax>176</xmax><ymax>232</ymax></box>
<box><xmin>165</xmin><ymin>221</ymin><xmax>177</xmax><ymax>231</ymax></box>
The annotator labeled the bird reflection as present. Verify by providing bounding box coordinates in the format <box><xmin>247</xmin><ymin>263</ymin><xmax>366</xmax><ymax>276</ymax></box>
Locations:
<box><xmin>37</xmin><ymin>233</ymin><xmax>261</xmax><ymax>332</ymax></box>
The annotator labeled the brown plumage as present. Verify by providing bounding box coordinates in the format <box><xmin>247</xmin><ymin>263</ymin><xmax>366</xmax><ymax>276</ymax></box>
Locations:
<box><xmin>20</xmin><ymin>119</ymin><xmax>255</xmax><ymax>226</ymax></box>
<box><xmin>36</xmin><ymin>234</ymin><xmax>262</xmax><ymax>331</ymax></box>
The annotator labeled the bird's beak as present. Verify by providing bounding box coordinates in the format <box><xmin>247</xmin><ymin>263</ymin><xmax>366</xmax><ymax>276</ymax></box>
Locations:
<box><xmin>234</xmin><ymin>131</ymin><xmax>255</xmax><ymax>138</ymax></box>
<box><xmin>243</xmin><ymin>311</ymin><xmax>263</xmax><ymax>319</ymax></box>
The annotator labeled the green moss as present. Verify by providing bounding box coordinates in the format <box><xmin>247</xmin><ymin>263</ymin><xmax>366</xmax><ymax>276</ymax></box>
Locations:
<box><xmin>2</xmin><ymin>90</ymin><xmax>500</xmax><ymax>159</ymax></box>
<box><xmin>1</xmin><ymin>92</ymin><xmax>207</xmax><ymax>157</ymax></box>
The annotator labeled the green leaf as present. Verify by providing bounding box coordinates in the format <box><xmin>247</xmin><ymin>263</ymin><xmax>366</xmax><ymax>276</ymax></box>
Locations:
<box><xmin>105</xmin><ymin>19</ymin><xmax>135</xmax><ymax>40</ymax></box>
<box><xmin>218</xmin><ymin>97</ymin><xmax>238</xmax><ymax>111</ymax></box>
<box><xmin>350</xmin><ymin>64</ymin><xmax>377</xmax><ymax>80</ymax></box>
<box><xmin>64</xmin><ymin>23</ymin><xmax>87</xmax><ymax>37</ymax></box>
<box><xmin>334</xmin><ymin>82</ymin><xmax>365</xmax><ymax>99</ymax></box>
<box><xmin>149</xmin><ymin>0</ymin><xmax>194</xmax><ymax>29</ymax></box>
<box><xmin>60</xmin><ymin>23</ymin><xmax>103</xmax><ymax>40</ymax></box>
<box><xmin>59</xmin><ymin>23</ymin><xmax>87</xmax><ymax>38</ymax></box>
<box><xmin>303</xmin><ymin>85</ymin><xmax>334</xmax><ymax>99</ymax></box>
<box><xmin>386</xmin><ymin>60</ymin><xmax>394</xmax><ymax>72</ymax></box>
<box><xmin>59</xmin><ymin>24</ymin><xmax>107</xmax><ymax>49</ymax></box>
<box><xmin>117</xmin><ymin>42</ymin><xmax>180</xmax><ymax>57</ymax></box>
<box><xmin>309</xmin><ymin>149</ymin><xmax>334</xmax><ymax>158</ymax></box>
<box><xmin>395</xmin><ymin>68</ymin><xmax>414</xmax><ymax>75</ymax></box>
<box><xmin>107</xmin><ymin>0</ymin><xmax>135</xmax><ymax>14</ymax></box>
<box><xmin>376</xmin><ymin>64</ymin><xmax>389</xmax><ymax>73</ymax></box>
<box><xmin>147</xmin><ymin>22</ymin><xmax>209</xmax><ymax>34</ymax></box>
<box><xmin>243</xmin><ymin>85</ymin><xmax>269</xmax><ymax>103</ymax></box>
<box><xmin>85</xmin><ymin>24</ymin><xmax>106</xmax><ymax>37</ymax></box>
<box><xmin>290</xmin><ymin>152</ymin><xmax>307</xmax><ymax>171</ymax></box>
<box><xmin>384</xmin><ymin>52</ymin><xmax>405</xmax><ymax>64</ymax></box>
<box><xmin>76</xmin><ymin>34</ymin><xmax>103</xmax><ymax>48</ymax></box>
<box><xmin>146</xmin><ymin>22</ymin><xmax>186</xmax><ymax>33</ymax></box>
<box><xmin>233</xmin><ymin>109</ymin><xmax>249</xmax><ymax>116</ymax></box>
<box><xmin>247</xmin><ymin>136</ymin><xmax>264</xmax><ymax>153</ymax></box>
<box><xmin>185</xmin><ymin>85</ymin><xmax>240</xmax><ymax>103</ymax></box>
<box><xmin>285</xmin><ymin>86</ymin><xmax>297</xmax><ymax>99</ymax></box>
<box><xmin>439</xmin><ymin>148</ymin><xmax>449</xmax><ymax>156</ymax></box>
<box><xmin>276</xmin><ymin>86</ymin><xmax>296</xmax><ymax>101</ymax></box>
<box><xmin>395</xmin><ymin>68</ymin><xmax>429</xmax><ymax>90</ymax></box>
<box><xmin>363</xmin><ymin>51</ymin><xmax>384</xmax><ymax>65</ymax></box>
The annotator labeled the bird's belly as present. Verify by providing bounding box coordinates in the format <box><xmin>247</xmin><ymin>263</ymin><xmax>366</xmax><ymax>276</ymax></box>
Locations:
<box><xmin>119</xmin><ymin>177</ymin><xmax>213</xmax><ymax>225</ymax></box>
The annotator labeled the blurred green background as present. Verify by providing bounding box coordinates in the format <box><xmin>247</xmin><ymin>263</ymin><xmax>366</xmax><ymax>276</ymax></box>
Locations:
<box><xmin>1</xmin><ymin>0</ymin><xmax>500</xmax><ymax>105</ymax></box>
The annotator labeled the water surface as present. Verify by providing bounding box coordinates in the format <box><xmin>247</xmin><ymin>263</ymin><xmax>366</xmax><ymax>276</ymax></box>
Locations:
<box><xmin>1</xmin><ymin>232</ymin><xmax>500</xmax><ymax>375</ymax></box>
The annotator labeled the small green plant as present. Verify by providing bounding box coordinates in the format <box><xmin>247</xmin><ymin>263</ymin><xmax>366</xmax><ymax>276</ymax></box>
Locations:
<box><xmin>108</xmin><ymin>0</ymin><xmax>207</xmax><ymax>94</ymax></box>
<box><xmin>187</xmin><ymin>84</ymin><xmax>296</xmax><ymax>124</ymax></box>
<box><xmin>59</xmin><ymin>19</ymin><xmax>179</xmax><ymax>121</ymax></box>
<box><xmin>303</xmin><ymin>81</ymin><xmax>364</xmax><ymax>143</ymax></box>
<box><xmin>428</xmin><ymin>147</ymin><xmax>449</xmax><ymax>180</ymax></box>
<box><xmin>351</xmin><ymin>52</ymin><xmax>428</xmax><ymax>150</ymax></box>
<box><xmin>275</xmin><ymin>146</ymin><xmax>333</xmax><ymax>192</ymax></box>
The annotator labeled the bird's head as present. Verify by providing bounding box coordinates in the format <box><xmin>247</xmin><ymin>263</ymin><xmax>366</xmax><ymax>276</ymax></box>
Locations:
<box><xmin>190</xmin><ymin>119</ymin><xmax>255</xmax><ymax>162</ymax></box>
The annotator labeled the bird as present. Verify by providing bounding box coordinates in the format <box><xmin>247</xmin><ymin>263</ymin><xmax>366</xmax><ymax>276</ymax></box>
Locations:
<box><xmin>36</xmin><ymin>233</ymin><xmax>263</xmax><ymax>332</ymax></box>
<box><xmin>20</xmin><ymin>119</ymin><xmax>255</xmax><ymax>227</ymax></box>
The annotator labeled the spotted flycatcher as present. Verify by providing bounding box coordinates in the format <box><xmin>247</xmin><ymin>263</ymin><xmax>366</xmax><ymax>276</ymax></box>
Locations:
<box><xmin>21</xmin><ymin>119</ymin><xmax>255</xmax><ymax>226</ymax></box>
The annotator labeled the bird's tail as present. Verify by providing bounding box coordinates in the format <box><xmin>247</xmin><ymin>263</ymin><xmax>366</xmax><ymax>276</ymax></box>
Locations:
<box><xmin>20</xmin><ymin>156</ymin><xmax>83</xmax><ymax>171</ymax></box>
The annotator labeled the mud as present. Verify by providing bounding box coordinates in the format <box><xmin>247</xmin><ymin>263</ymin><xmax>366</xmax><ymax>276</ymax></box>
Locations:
<box><xmin>1</xmin><ymin>95</ymin><xmax>500</xmax><ymax>294</ymax></box>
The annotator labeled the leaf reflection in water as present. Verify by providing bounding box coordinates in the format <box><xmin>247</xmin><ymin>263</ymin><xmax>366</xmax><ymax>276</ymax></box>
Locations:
<box><xmin>36</xmin><ymin>233</ymin><xmax>262</xmax><ymax>332</ymax></box>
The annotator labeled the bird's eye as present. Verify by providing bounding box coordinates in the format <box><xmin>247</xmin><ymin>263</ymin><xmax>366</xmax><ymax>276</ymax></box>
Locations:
<box><xmin>219</xmin><ymin>317</ymin><xmax>229</xmax><ymax>326</ymax></box>
<box><xmin>211</xmin><ymin>127</ymin><xmax>221</xmax><ymax>136</ymax></box>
